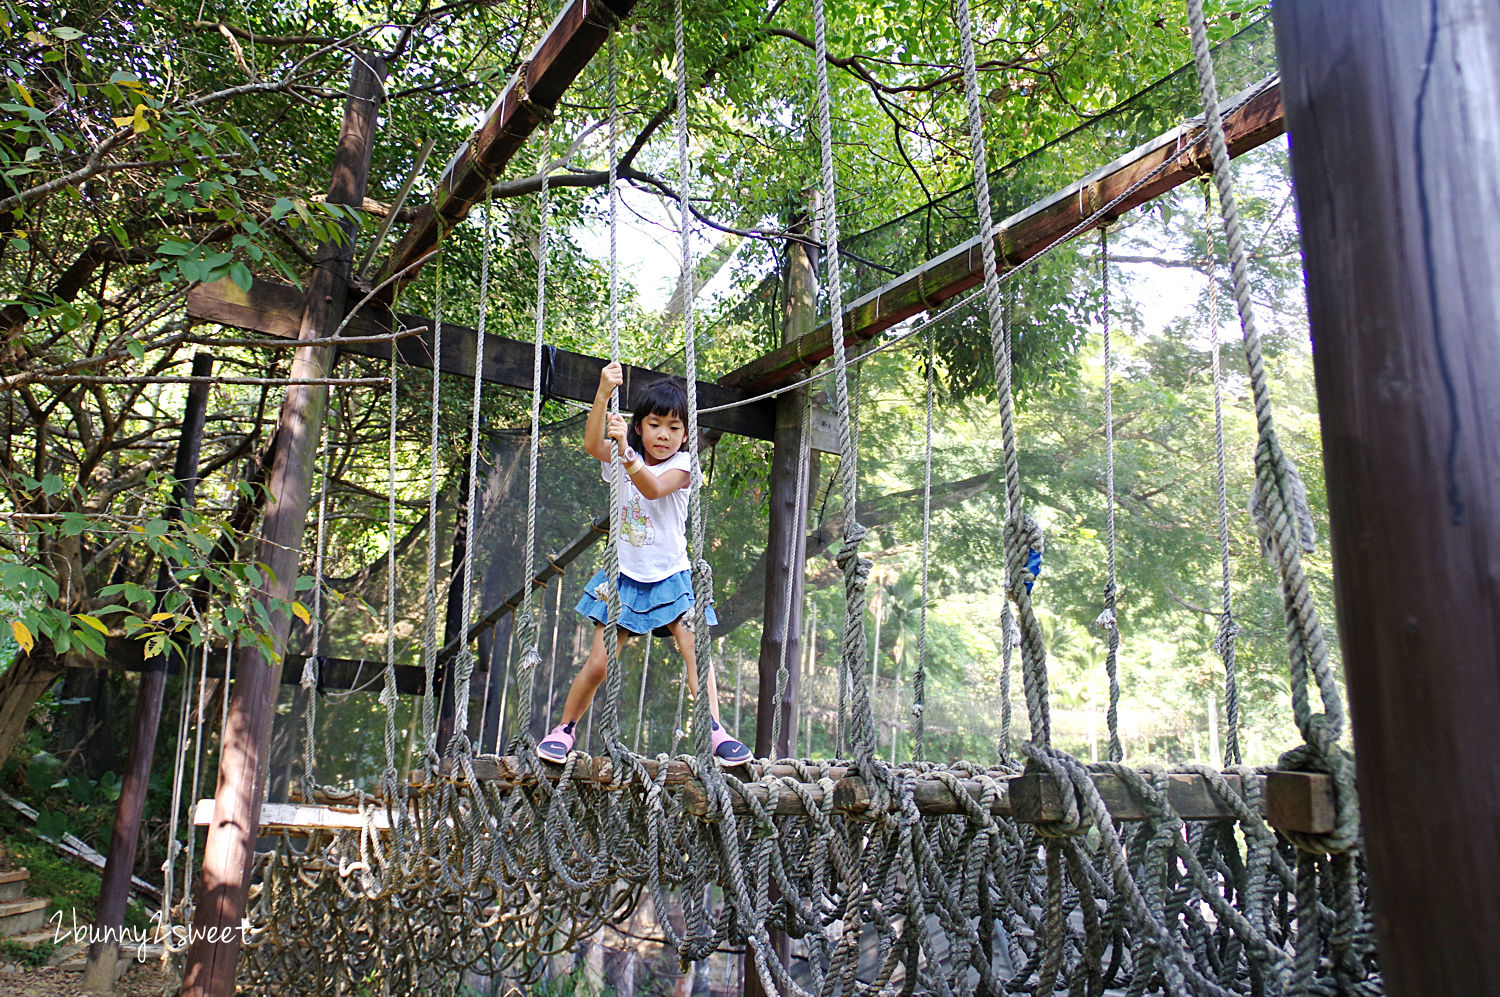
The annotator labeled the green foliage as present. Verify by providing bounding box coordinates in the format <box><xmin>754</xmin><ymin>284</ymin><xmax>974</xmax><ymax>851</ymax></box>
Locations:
<box><xmin>0</xmin><ymin>936</ymin><xmax>55</xmax><ymax>965</ymax></box>
<box><xmin>0</xmin><ymin>806</ymin><xmax>151</xmax><ymax>932</ymax></box>
<box><xmin>0</xmin><ymin>0</ymin><xmax>1310</xmax><ymax>794</ymax></box>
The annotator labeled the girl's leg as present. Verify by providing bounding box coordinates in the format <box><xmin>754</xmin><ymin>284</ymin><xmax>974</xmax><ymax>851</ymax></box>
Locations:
<box><xmin>669</xmin><ymin>618</ymin><xmax>750</xmax><ymax>763</ymax></box>
<box><xmin>667</xmin><ymin>619</ymin><xmax>721</xmax><ymax>722</ymax></box>
<box><xmin>557</xmin><ymin>625</ymin><xmax>631</xmax><ymax>724</ymax></box>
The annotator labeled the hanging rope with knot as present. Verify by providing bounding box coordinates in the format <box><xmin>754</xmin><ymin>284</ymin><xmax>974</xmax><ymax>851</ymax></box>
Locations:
<box><xmin>810</xmin><ymin>0</ymin><xmax>883</xmax><ymax>784</ymax></box>
<box><xmin>952</xmin><ymin>0</ymin><xmax>1052</xmax><ymax>750</ymax></box>
<box><xmin>509</xmin><ymin>169</ymin><xmax>552</xmax><ymax>756</ymax></box>
<box><xmin>1203</xmin><ymin>180</ymin><xmax>1243</xmax><ymax>766</ymax></box>
<box><xmin>1095</xmin><ymin>224</ymin><xmax>1124</xmax><ymax>763</ymax></box>
<box><xmin>1184</xmin><ymin>0</ymin><xmax>1357</xmax><ymax>855</ymax></box>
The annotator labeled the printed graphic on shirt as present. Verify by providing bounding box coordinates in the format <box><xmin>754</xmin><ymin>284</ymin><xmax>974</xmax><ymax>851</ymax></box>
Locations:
<box><xmin>622</xmin><ymin>495</ymin><xmax>655</xmax><ymax>548</ymax></box>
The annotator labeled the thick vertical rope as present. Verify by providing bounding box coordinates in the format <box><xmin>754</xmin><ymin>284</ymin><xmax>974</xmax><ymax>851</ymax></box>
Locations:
<box><xmin>1184</xmin><ymin>0</ymin><xmax>1355</xmax><ymax>855</ymax></box>
<box><xmin>673</xmin><ymin>0</ymin><xmax>715</xmax><ymax>762</ymax></box>
<box><xmin>1204</xmin><ymin>183</ymin><xmax>1242</xmax><ymax>766</ymax></box>
<box><xmin>301</xmin><ymin>389</ymin><xmax>334</xmax><ymax>797</ymax></box>
<box><xmin>810</xmin><ymin>0</ymin><xmax>879</xmax><ymax>776</ymax></box>
<box><xmin>598</xmin><ymin>36</ymin><xmax>627</xmax><ymax>751</ymax></box>
<box><xmin>952</xmin><ymin>0</ymin><xmax>1050</xmax><ymax>747</ymax></box>
<box><xmin>451</xmin><ymin>197</ymin><xmax>494</xmax><ymax>754</ymax></box>
<box><xmin>382</xmin><ymin>332</ymin><xmax>399</xmax><ymax>777</ymax></box>
<box><xmin>1096</xmin><ymin>227</ymin><xmax>1124</xmax><ymax>763</ymax></box>
<box><xmin>910</xmin><ymin>327</ymin><xmax>934</xmax><ymax>763</ymax></box>
<box><xmin>511</xmin><ymin>170</ymin><xmax>551</xmax><ymax>753</ymax></box>
<box><xmin>422</xmin><ymin>254</ymin><xmax>445</xmax><ymax>760</ymax></box>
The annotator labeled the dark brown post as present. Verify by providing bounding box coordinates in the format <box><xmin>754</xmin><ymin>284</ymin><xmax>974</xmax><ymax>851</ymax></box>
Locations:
<box><xmin>754</xmin><ymin>205</ymin><xmax>818</xmax><ymax>759</ymax></box>
<box><xmin>746</xmin><ymin>205</ymin><xmax>818</xmax><ymax>997</ymax></box>
<box><xmin>180</xmin><ymin>53</ymin><xmax>387</xmax><ymax>997</ymax></box>
<box><xmin>83</xmin><ymin>353</ymin><xmax>213</xmax><ymax>991</ymax></box>
<box><xmin>1274</xmin><ymin>2</ymin><xmax>1500</xmax><ymax>993</ymax></box>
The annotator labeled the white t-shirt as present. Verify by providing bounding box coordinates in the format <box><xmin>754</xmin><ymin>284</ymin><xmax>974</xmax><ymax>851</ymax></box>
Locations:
<box><xmin>600</xmin><ymin>450</ymin><xmax>693</xmax><ymax>583</ymax></box>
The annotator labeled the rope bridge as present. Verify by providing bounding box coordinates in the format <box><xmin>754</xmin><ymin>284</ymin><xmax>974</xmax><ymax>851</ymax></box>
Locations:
<box><xmin>183</xmin><ymin>0</ymin><xmax>1380</xmax><ymax>993</ymax></box>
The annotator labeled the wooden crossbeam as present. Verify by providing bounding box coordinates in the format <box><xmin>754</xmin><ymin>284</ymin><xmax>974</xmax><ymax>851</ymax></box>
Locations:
<box><xmin>405</xmin><ymin>755</ymin><xmax>1334</xmax><ymax>834</ymax></box>
<box><xmin>197</xmin><ymin>762</ymin><xmax>1332</xmax><ymax>835</ymax></box>
<box><xmin>374</xmin><ymin>0</ymin><xmax>639</xmax><ymax>298</ymax></box>
<box><xmin>192</xmin><ymin>799</ymin><xmax>390</xmax><ymax>833</ymax></box>
<box><xmin>187</xmin><ymin>277</ymin><xmax>788</xmax><ymax>442</ymax></box>
<box><xmin>718</xmin><ymin>79</ymin><xmax>1285</xmax><ymax>395</ymax></box>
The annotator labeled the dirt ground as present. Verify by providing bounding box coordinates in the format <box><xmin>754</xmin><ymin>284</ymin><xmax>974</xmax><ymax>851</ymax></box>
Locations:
<box><xmin>0</xmin><ymin>962</ymin><xmax>170</xmax><ymax>997</ymax></box>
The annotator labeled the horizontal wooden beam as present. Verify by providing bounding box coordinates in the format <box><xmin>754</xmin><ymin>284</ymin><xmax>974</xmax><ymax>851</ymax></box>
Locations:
<box><xmin>719</xmin><ymin>78</ymin><xmax>1285</xmax><ymax>395</ymax></box>
<box><xmin>192</xmin><ymin>799</ymin><xmax>390</xmax><ymax>833</ymax></box>
<box><xmin>374</xmin><ymin>0</ymin><xmax>639</xmax><ymax>297</ymax></box>
<box><xmin>187</xmin><ymin>276</ymin><xmax>784</xmax><ymax>442</ymax></box>
<box><xmin>412</xmin><ymin>754</ymin><xmax>1333</xmax><ymax>834</ymax></box>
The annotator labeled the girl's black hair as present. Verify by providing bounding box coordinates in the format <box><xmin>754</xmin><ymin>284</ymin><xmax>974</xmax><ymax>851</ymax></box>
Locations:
<box><xmin>627</xmin><ymin>377</ymin><xmax>690</xmax><ymax>454</ymax></box>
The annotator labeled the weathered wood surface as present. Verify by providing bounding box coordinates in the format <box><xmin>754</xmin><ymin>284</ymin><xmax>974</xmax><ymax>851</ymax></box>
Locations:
<box><xmin>374</xmin><ymin>0</ymin><xmax>640</xmax><ymax>296</ymax></box>
<box><xmin>719</xmin><ymin>80</ymin><xmax>1284</xmax><ymax>395</ymax></box>
<box><xmin>409</xmin><ymin>756</ymin><xmax>1332</xmax><ymax>832</ymax></box>
<box><xmin>1276</xmin><ymin>1</ymin><xmax>1500</xmax><ymax>993</ymax></box>
<box><xmin>187</xmin><ymin>277</ymin><xmax>781</xmax><ymax>442</ymax></box>
<box><xmin>192</xmin><ymin>800</ymin><xmax>391</xmax><ymax>833</ymax></box>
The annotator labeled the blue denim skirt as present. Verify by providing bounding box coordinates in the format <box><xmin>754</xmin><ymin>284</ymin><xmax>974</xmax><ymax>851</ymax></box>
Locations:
<box><xmin>575</xmin><ymin>567</ymin><xmax>718</xmax><ymax>637</ymax></box>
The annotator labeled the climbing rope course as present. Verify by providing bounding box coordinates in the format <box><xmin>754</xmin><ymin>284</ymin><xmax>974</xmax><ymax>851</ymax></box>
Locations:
<box><xmin>199</xmin><ymin>3</ymin><xmax>1382</xmax><ymax>996</ymax></box>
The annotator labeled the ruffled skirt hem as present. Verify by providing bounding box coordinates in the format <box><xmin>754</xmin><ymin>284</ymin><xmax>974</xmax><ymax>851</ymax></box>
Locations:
<box><xmin>575</xmin><ymin>567</ymin><xmax>718</xmax><ymax>637</ymax></box>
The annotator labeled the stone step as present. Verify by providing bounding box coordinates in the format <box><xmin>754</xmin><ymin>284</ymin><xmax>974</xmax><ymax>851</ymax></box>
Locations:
<box><xmin>0</xmin><ymin>868</ymin><xmax>30</xmax><ymax>903</ymax></box>
<box><xmin>49</xmin><ymin>943</ymin><xmax>162</xmax><ymax>972</ymax></box>
<box><xmin>0</xmin><ymin>897</ymin><xmax>50</xmax><ymax>936</ymax></box>
<box><xmin>5</xmin><ymin>927</ymin><xmax>57</xmax><ymax>951</ymax></box>
<box><xmin>44</xmin><ymin>941</ymin><xmax>85</xmax><ymax>967</ymax></box>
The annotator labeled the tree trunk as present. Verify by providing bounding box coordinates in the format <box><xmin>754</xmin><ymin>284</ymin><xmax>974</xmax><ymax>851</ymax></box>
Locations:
<box><xmin>0</xmin><ymin>657</ymin><xmax>62</xmax><ymax>764</ymax></box>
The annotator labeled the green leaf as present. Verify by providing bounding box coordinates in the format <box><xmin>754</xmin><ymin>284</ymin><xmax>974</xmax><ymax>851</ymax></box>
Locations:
<box><xmin>228</xmin><ymin>261</ymin><xmax>252</xmax><ymax>291</ymax></box>
<box><xmin>73</xmin><ymin>626</ymin><xmax>105</xmax><ymax>657</ymax></box>
<box><xmin>34</xmin><ymin>809</ymin><xmax>67</xmax><ymax>841</ymax></box>
<box><xmin>65</xmin><ymin>773</ymin><xmax>94</xmax><ymax>803</ymax></box>
<box><xmin>25</xmin><ymin>760</ymin><xmax>56</xmax><ymax>795</ymax></box>
<box><xmin>40</xmin><ymin>473</ymin><xmax>63</xmax><ymax>496</ymax></box>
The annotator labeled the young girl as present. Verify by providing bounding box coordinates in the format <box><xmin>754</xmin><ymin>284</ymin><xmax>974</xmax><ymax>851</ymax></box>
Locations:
<box><xmin>537</xmin><ymin>362</ymin><xmax>752</xmax><ymax>765</ymax></box>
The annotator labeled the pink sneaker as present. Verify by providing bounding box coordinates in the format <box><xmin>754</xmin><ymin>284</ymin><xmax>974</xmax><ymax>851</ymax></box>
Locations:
<box><xmin>537</xmin><ymin>723</ymin><xmax>576</xmax><ymax>764</ymax></box>
<box><xmin>710</xmin><ymin>720</ymin><xmax>751</xmax><ymax>767</ymax></box>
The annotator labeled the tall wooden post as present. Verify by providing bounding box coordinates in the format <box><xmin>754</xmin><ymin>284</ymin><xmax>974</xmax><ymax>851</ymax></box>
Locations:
<box><xmin>180</xmin><ymin>54</ymin><xmax>386</xmax><ymax>997</ymax></box>
<box><xmin>83</xmin><ymin>353</ymin><xmax>213</xmax><ymax>992</ymax></box>
<box><xmin>1274</xmin><ymin>2</ymin><xmax>1500</xmax><ymax>993</ymax></box>
<box><xmin>746</xmin><ymin>204</ymin><xmax>818</xmax><ymax>997</ymax></box>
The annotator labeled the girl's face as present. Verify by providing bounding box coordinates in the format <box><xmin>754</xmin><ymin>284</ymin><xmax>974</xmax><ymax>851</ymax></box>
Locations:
<box><xmin>637</xmin><ymin>410</ymin><xmax>687</xmax><ymax>462</ymax></box>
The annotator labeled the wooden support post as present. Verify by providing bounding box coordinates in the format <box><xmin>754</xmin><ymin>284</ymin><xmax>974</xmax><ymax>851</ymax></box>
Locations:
<box><xmin>1274</xmin><ymin>3</ymin><xmax>1500</xmax><ymax>992</ymax></box>
<box><xmin>84</xmin><ymin>353</ymin><xmax>213</xmax><ymax>991</ymax></box>
<box><xmin>180</xmin><ymin>54</ymin><xmax>386</xmax><ymax>997</ymax></box>
<box><xmin>754</xmin><ymin>208</ymin><xmax>817</xmax><ymax>761</ymax></box>
<box><xmin>746</xmin><ymin>204</ymin><xmax>818</xmax><ymax>997</ymax></box>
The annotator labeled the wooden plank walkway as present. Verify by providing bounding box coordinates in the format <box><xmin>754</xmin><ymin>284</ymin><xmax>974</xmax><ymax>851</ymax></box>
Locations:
<box><xmin>217</xmin><ymin>756</ymin><xmax>1333</xmax><ymax>835</ymax></box>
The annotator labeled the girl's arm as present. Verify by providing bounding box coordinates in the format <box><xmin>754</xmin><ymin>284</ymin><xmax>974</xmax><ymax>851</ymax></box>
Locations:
<box><xmin>584</xmin><ymin>361</ymin><xmax>622</xmax><ymax>462</ymax></box>
<box><xmin>602</xmin><ymin>412</ymin><xmax>691</xmax><ymax>499</ymax></box>
<box><xmin>628</xmin><ymin>466</ymin><xmax>690</xmax><ymax>500</ymax></box>
<box><xmin>615</xmin><ymin>431</ymin><xmax>690</xmax><ymax>497</ymax></box>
